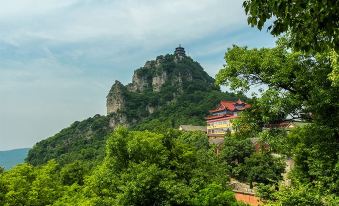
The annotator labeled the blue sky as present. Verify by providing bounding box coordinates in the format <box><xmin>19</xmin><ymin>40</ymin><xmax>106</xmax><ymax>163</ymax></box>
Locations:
<box><xmin>0</xmin><ymin>0</ymin><xmax>276</xmax><ymax>150</ymax></box>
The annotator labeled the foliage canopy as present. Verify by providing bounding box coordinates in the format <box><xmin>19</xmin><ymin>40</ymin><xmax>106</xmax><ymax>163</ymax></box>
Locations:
<box><xmin>1</xmin><ymin>128</ymin><xmax>244</xmax><ymax>206</ymax></box>
<box><xmin>243</xmin><ymin>0</ymin><xmax>339</xmax><ymax>52</ymax></box>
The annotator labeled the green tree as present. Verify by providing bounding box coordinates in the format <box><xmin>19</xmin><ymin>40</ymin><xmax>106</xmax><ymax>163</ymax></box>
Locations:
<box><xmin>60</xmin><ymin>161</ymin><xmax>89</xmax><ymax>186</ymax></box>
<box><xmin>28</xmin><ymin>160</ymin><xmax>64</xmax><ymax>206</ymax></box>
<box><xmin>220</xmin><ymin>135</ymin><xmax>284</xmax><ymax>188</ymax></box>
<box><xmin>221</xmin><ymin>137</ymin><xmax>254</xmax><ymax>168</ymax></box>
<box><xmin>287</xmin><ymin>125</ymin><xmax>339</xmax><ymax>195</ymax></box>
<box><xmin>79</xmin><ymin>127</ymin><xmax>240</xmax><ymax>206</ymax></box>
<box><xmin>243</xmin><ymin>0</ymin><xmax>339</xmax><ymax>52</ymax></box>
<box><xmin>240</xmin><ymin>152</ymin><xmax>285</xmax><ymax>188</ymax></box>
<box><xmin>0</xmin><ymin>170</ymin><xmax>6</xmax><ymax>204</ymax></box>
<box><xmin>216</xmin><ymin>39</ymin><xmax>339</xmax><ymax>127</ymax></box>
<box><xmin>219</xmin><ymin>1</ymin><xmax>339</xmax><ymax>202</ymax></box>
<box><xmin>216</xmin><ymin>38</ymin><xmax>339</xmax><ymax>202</ymax></box>
<box><xmin>0</xmin><ymin>163</ymin><xmax>35</xmax><ymax>206</ymax></box>
<box><xmin>192</xmin><ymin>183</ymin><xmax>241</xmax><ymax>206</ymax></box>
<box><xmin>242</xmin><ymin>0</ymin><xmax>339</xmax><ymax>87</ymax></box>
<box><xmin>52</xmin><ymin>184</ymin><xmax>87</xmax><ymax>206</ymax></box>
<box><xmin>267</xmin><ymin>182</ymin><xmax>325</xmax><ymax>206</ymax></box>
<box><xmin>0</xmin><ymin>161</ymin><xmax>65</xmax><ymax>206</ymax></box>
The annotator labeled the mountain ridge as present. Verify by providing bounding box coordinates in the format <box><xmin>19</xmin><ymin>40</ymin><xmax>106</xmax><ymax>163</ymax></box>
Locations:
<box><xmin>106</xmin><ymin>49</ymin><xmax>217</xmax><ymax>128</ymax></box>
<box><xmin>26</xmin><ymin>46</ymin><xmax>246</xmax><ymax>167</ymax></box>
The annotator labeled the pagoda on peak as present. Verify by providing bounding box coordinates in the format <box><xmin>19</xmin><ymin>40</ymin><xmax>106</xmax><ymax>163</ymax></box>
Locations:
<box><xmin>174</xmin><ymin>44</ymin><xmax>186</xmax><ymax>57</ymax></box>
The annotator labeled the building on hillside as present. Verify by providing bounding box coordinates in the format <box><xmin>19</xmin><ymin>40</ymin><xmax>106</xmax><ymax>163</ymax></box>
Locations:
<box><xmin>206</xmin><ymin>99</ymin><xmax>251</xmax><ymax>138</ymax></box>
<box><xmin>263</xmin><ymin>120</ymin><xmax>309</xmax><ymax>132</ymax></box>
<box><xmin>178</xmin><ymin>125</ymin><xmax>206</xmax><ymax>133</ymax></box>
<box><xmin>174</xmin><ymin>44</ymin><xmax>186</xmax><ymax>57</ymax></box>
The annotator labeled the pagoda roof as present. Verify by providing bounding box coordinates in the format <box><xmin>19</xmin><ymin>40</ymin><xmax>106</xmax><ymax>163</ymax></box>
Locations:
<box><xmin>209</xmin><ymin>99</ymin><xmax>250</xmax><ymax>113</ymax></box>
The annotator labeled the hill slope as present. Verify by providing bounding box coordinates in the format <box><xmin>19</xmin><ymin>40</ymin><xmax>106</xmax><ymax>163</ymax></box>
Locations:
<box><xmin>0</xmin><ymin>148</ymin><xmax>30</xmax><ymax>169</ymax></box>
<box><xmin>27</xmin><ymin>47</ymin><xmax>247</xmax><ymax>166</ymax></box>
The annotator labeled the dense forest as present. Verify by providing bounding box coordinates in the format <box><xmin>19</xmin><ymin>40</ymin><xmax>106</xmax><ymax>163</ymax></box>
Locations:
<box><xmin>1</xmin><ymin>129</ymin><xmax>246</xmax><ymax>205</ymax></box>
<box><xmin>216</xmin><ymin>1</ymin><xmax>338</xmax><ymax>205</ymax></box>
<box><xmin>1</xmin><ymin>126</ymin><xmax>285</xmax><ymax>205</ymax></box>
<box><xmin>1</xmin><ymin>0</ymin><xmax>338</xmax><ymax>205</ymax></box>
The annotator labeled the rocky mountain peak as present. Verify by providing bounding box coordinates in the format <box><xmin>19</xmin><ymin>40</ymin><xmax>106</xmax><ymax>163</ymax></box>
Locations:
<box><xmin>106</xmin><ymin>46</ymin><xmax>215</xmax><ymax>115</ymax></box>
<box><xmin>106</xmin><ymin>80</ymin><xmax>126</xmax><ymax>114</ymax></box>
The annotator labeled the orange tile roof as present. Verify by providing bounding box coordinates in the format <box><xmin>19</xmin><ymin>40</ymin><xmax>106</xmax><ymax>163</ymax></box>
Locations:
<box><xmin>209</xmin><ymin>99</ymin><xmax>250</xmax><ymax>113</ymax></box>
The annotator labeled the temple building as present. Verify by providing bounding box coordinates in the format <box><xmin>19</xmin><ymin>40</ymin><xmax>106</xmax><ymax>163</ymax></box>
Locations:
<box><xmin>206</xmin><ymin>99</ymin><xmax>251</xmax><ymax>137</ymax></box>
<box><xmin>174</xmin><ymin>44</ymin><xmax>186</xmax><ymax>57</ymax></box>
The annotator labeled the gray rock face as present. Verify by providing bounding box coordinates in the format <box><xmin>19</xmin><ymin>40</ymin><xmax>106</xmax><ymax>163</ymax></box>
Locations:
<box><xmin>128</xmin><ymin>58</ymin><xmax>169</xmax><ymax>93</ymax></box>
<box><xmin>109</xmin><ymin>113</ymin><xmax>129</xmax><ymax>128</ymax></box>
<box><xmin>129</xmin><ymin>72</ymin><xmax>151</xmax><ymax>92</ymax></box>
<box><xmin>106</xmin><ymin>46</ymin><xmax>215</xmax><ymax>121</ymax></box>
<box><xmin>107</xmin><ymin>65</ymin><xmax>195</xmax><ymax>115</ymax></box>
<box><xmin>152</xmin><ymin>72</ymin><xmax>167</xmax><ymax>92</ymax></box>
<box><xmin>106</xmin><ymin>80</ymin><xmax>125</xmax><ymax>114</ymax></box>
<box><xmin>146</xmin><ymin>105</ymin><xmax>156</xmax><ymax>114</ymax></box>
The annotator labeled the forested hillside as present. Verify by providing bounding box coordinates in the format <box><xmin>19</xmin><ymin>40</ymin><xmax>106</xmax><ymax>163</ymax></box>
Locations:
<box><xmin>1</xmin><ymin>129</ymin><xmax>246</xmax><ymax>206</ymax></box>
<box><xmin>26</xmin><ymin>115</ymin><xmax>111</xmax><ymax>166</ymax></box>
<box><xmin>26</xmin><ymin>52</ymin><xmax>246</xmax><ymax>167</ymax></box>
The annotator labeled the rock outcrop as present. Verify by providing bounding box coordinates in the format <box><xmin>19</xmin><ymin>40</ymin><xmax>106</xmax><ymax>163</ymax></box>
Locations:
<box><xmin>109</xmin><ymin>112</ymin><xmax>129</xmax><ymax>128</ymax></box>
<box><xmin>152</xmin><ymin>72</ymin><xmax>167</xmax><ymax>92</ymax></box>
<box><xmin>106</xmin><ymin>80</ymin><xmax>126</xmax><ymax>114</ymax></box>
<box><xmin>106</xmin><ymin>45</ymin><xmax>215</xmax><ymax>127</ymax></box>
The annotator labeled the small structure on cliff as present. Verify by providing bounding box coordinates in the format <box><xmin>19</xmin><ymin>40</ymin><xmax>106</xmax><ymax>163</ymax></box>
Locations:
<box><xmin>174</xmin><ymin>44</ymin><xmax>186</xmax><ymax>57</ymax></box>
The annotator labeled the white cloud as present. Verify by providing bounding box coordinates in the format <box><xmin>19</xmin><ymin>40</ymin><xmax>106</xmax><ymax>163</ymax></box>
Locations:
<box><xmin>0</xmin><ymin>0</ymin><xmax>276</xmax><ymax>150</ymax></box>
<box><xmin>0</xmin><ymin>0</ymin><xmax>78</xmax><ymax>18</ymax></box>
<box><xmin>0</xmin><ymin>0</ymin><xmax>245</xmax><ymax>45</ymax></box>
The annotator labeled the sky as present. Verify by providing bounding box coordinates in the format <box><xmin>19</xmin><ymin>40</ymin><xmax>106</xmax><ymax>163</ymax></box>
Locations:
<box><xmin>0</xmin><ymin>0</ymin><xmax>276</xmax><ymax>151</ymax></box>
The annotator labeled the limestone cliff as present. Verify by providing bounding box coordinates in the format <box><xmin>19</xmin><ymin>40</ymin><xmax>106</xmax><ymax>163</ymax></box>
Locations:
<box><xmin>105</xmin><ymin>46</ymin><xmax>217</xmax><ymax>129</ymax></box>
<box><xmin>122</xmin><ymin>46</ymin><xmax>211</xmax><ymax>95</ymax></box>
<box><xmin>106</xmin><ymin>80</ymin><xmax>126</xmax><ymax>114</ymax></box>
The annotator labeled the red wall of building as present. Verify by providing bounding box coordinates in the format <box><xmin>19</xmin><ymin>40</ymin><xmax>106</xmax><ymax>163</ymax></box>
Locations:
<box><xmin>235</xmin><ymin>192</ymin><xmax>261</xmax><ymax>206</ymax></box>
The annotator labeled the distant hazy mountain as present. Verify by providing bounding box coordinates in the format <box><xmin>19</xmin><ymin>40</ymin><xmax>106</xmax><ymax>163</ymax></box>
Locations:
<box><xmin>0</xmin><ymin>148</ymin><xmax>30</xmax><ymax>169</ymax></box>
